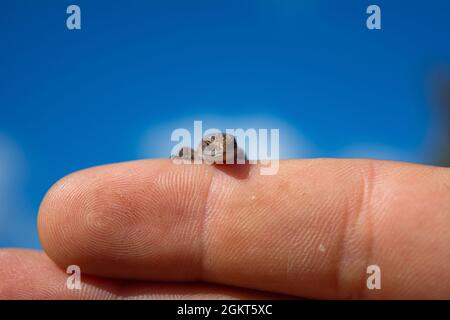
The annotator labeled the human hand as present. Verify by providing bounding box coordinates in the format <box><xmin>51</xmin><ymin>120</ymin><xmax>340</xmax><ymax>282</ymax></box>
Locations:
<box><xmin>1</xmin><ymin>159</ymin><xmax>449</xmax><ymax>299</ymax></box>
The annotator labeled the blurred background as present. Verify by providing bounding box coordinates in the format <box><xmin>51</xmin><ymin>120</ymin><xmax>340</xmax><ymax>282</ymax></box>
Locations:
<box><xmin>0</xmin><ymin>0</ymin><xmax>449</xmax><ymax>249</ymax></box>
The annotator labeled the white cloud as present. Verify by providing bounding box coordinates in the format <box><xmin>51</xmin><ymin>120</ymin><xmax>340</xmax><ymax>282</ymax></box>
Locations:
<box><xmin>138</xmin><ymin>114</ymin><xmax>313</xmax><ymax>161</ymax></box>
<box><xmin>0</xmin><ymin>134</ymin><xmax>40</xmax><ymax>248</ymax></box>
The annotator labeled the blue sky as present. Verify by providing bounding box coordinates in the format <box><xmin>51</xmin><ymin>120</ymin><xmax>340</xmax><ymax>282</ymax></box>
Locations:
<box><xmin>1</xmin><ymin>0</ymin><xmax>450</xmax><ymax>248</ymax></box>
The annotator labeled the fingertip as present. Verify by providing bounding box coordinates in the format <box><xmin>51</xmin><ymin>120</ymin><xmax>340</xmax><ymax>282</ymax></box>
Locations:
<box><xmin>37</xmin><ymin>160</ymin><xmax>214</xmax><ymax>279</ymax></box>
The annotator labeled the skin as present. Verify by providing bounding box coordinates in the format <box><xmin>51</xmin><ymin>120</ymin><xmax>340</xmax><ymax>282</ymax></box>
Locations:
<box><xmin>0</xmin><ymin>159</ymin><xmax>449</xmax><ymax>299</ymax></box>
